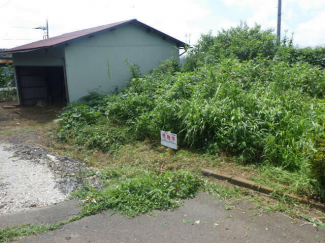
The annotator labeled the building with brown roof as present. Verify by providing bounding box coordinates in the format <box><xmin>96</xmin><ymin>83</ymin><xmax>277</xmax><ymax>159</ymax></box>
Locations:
<box><xmin>1</xmin><ymin>19</ymin><xmax>185</xmax><ymax>105</ymax></box>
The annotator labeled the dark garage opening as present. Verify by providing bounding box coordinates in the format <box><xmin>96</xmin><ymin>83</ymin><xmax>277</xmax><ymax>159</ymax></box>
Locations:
<box><xmin>16</xmin><ymin>66</ymin><xmax>67</xmax><ymax>106</ymax></box>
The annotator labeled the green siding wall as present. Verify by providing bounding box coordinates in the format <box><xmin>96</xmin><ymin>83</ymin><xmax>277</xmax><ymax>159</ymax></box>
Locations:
<box><xmin>64</xmin><ymin>23</ymin><xmax>178</xmax><ymax>102</ymax></box>
<box><xmin>13</xmin><ymin>46</ymin><xmax>64</xmax><ymax>66</ymax></box>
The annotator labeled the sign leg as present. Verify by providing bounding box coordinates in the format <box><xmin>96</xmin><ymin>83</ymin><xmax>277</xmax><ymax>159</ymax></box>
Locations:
<box><xmin>168</xmin><ymin>147</ymin><xmax>173</xmax><ymax>155</ymax></box>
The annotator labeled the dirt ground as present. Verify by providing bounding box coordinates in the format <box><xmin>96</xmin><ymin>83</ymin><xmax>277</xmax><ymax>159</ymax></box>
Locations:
<box><xmin>0</xmin><ymin>101</ymin><xmax>257</xmax><ymax>178</ymax></box>
<box><xmin>0</xmin><ymin>101</ymin><xmax>64</xmax><ymax>145</ymax></box>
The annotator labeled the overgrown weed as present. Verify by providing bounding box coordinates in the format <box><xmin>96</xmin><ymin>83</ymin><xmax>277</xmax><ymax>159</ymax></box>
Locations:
<box><xmin>57</xmin><ymin>56</ymin><xmax>325</xmax><ymax>199</ymax></box>
<box><xmin>73</xmin><ymin>170</ymin><xmax>203</xmax><ymax>217</ymax></box>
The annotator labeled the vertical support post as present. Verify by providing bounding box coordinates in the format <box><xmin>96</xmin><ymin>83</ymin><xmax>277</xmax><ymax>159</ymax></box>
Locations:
<box><xmin>46</xmin><ymin>19</ymin><xmax>49</xmax><ymax>39</ymax></box>
<box><xmin>13</xmin><ymin>66</ymin><xmax>22</xmax><ymax>105</ymax></box>
<box><xmin>62</xmin><ymin>58</ymin><xmax>70</xmax><ymax>103</ymax></box>
<box><xmin>277</xmin><ymin>0</ymin><xmax>282</xmax><ymax>42</ymax></box>
<box><xmin>167</xmin><ymin>131</ymin><xmax>173</xmax><ymax>155</ymax></box>
<box><xmin>168</xmin><ymin>147</ymin><xmax>173</xmax><ymax>155</ymax></box>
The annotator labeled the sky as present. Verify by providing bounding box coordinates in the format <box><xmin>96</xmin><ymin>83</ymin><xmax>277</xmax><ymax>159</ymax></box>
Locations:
<box><xmin>0</xmin><ymin>0</ymin><xmax>324</xmax><ymax>49</ymax></box>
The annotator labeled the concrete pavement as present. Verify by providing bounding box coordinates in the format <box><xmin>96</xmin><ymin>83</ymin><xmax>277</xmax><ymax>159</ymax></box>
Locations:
<box><xmin>2</xmin><ymin>193</ymin><xmax>323</xmax><ymax>243</ymax></box>
<box><xmin>0</xmin><ymin>200</ymin><xmax>80</xmax><ymax>228</ymax></box>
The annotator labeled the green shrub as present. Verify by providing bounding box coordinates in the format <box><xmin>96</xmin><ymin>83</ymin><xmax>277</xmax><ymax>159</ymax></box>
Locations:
<box><xmin>73</xmin><ymin>124</ymin><xmax>130</xmax><ymax>152</ymax></box>
<box><xmin>183</xmin><ymin>23</ymin><xmax>279</xmax><ymax>71</ymax></box>
<box><xmin>277</xmin><ymin>45</ymin><xmax>325</xmax><ymax>69</ymax></box>
<box><xmin>124</xmin><ymin>59</ymin><xmax>141</xmax><ymax>79</ymax></box>
<box><xmin>0</xmin><ymin>64</ymin><xmax>14</xmax><ymax>88</ymax></box>
<box><xmin>159</xmin><ymin>57</ymin><xmax>180</xmax><ymax>74</ymax></box>
<box><xmin>78</xmin><ymin>91</ymin><xmax>109</xmax><ymax>111</ymax></box>
<box><xmin>57</xmin><ymin>105</ymin><xmax>101</xmax><ymax>141</ymax></box>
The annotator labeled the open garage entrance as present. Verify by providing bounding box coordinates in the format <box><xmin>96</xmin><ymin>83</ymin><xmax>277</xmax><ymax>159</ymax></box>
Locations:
<box><xmin>15</xmin><ymin>66</ymin><xmax>67</xmax><ymax>106</ymax></box>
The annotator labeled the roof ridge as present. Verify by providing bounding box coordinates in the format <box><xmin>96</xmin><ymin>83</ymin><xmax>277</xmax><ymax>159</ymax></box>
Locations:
<box><xmin>53</xmin><ymin>19</ymin><xmax>136</xmax><ymax>39</ymax></box>
<box><xmin>0</xmin><ymin>19</ymin><xmax>185</xmax><ymax>54</ymax></box>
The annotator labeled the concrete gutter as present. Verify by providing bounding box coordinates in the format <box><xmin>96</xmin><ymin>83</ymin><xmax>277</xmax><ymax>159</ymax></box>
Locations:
<box><xmin>201</xmin><ymin>168</ymin><xmax>325</xmax><ymax>211</ymax></box>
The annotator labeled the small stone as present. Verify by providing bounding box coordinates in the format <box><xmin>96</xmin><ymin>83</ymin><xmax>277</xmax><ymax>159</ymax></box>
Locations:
<box><xmin>47</xmin><ymin>154</ymin><xmax>58</xmax><ymax>162</ymax></box>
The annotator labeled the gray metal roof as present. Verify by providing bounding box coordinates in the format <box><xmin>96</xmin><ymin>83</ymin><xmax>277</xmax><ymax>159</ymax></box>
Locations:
<box><xmin>0</xmin><ymin>19</ymin><xmax>186</xmax><ymax>54</ymax></box>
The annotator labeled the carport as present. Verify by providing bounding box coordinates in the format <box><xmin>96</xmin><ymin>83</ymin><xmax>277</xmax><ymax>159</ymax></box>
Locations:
<box><xmin>6</xmin><ymin>45</ymin><xmax>68</xmax><ymax>106</ymax></box>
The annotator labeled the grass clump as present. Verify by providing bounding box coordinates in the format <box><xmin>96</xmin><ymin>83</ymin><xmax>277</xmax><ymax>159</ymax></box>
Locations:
<box><xmin>73</xmin><ymin>170</ymin><xmax>203</xmax><ymax>217</ymax></box>
<box><xmin>0</xmin><ymin>216</ymin><xmax>83</xmax><ymax>242</ymax></box>
<box><xmin>57</xmin><ymin>103</ymin><xmax>132</xmax><ymax>152</ymax></box>
<box><xmin>309</xmin><ymin>138</ymin><xmax>325</xmax><ymax>199</ymax></box>
<box><xmin>0</xmin><ymin>223</ymin><xmax>64</xmax><ymax>242</ymax></box>
<box><xmin>249</xmin><ymin>166</ymin><xmax>317</xmax><ymax>198</ymax></box>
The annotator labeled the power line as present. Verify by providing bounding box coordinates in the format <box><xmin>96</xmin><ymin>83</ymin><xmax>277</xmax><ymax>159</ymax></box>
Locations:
<box><xmin>4</xmin><ymin>20</ymin><xmax>50</xmax><ymax>41</ymax></box>
<box><xmin>12</xmin><ymin>27</ymin><xmax>35</xmax><ymax>29</ymax></box>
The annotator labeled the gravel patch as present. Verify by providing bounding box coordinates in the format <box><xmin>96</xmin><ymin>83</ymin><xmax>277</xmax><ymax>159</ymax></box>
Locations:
<box><xmin>0</xmin><ymin>144</ymin><xmax>100</xmax><ymax>214</ymax></box>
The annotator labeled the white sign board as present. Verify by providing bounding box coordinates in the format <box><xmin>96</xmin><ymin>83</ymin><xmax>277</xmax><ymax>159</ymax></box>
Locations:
<box><xmin>161</xmin><ymin>131</ymin><xmax>177</xmax><ymax>149</ymax></box>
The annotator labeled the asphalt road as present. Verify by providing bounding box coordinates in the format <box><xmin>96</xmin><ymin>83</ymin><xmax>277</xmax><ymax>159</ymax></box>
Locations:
<box><xmin>2</xmin><ymin>193</ymin><xmax>324</xmax><ymax>243</ymax></box>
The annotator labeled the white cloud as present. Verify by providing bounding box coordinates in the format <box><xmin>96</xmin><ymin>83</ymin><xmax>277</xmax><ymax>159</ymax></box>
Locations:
<box><xmin>220</xmin><ymin>0</ymin><xmax>278</xmax><ymax>30</ymax></box>
<box><xmin>287</xmin><ymin>0</ymin><xmax>325</xmax><ymax>10</ymax></box>
<box><xmin>1</xmin><ymin>0</ymin><xmax>324</xmax><ymax>48</ymax></box>
<box><xmin>221</xmin><ymin>0</ymin><xmax>276</xmax><ymax>13</ymax></box>
<box><xmin>221</xmin><ymin>0</ymin><xmax>260</xmax><ymax>9</ymax></box>
<box><xmin>294</xmin><ymin>12</ymin><xmax>325</xmax><ymax>47</ymax></box>
<box><xmin>217</xmin><ymin>19</ymin><xmax>239</xmax><ymax>31</ymax></box>
<box><xmin>223</xmin><ymin>0</ymin><xmax>325</xmax><ymax>11</ymax></box>
<box><xmin>219</xmin><ymin>0</ymin><xmax>325</xmax><ymax>47</ymax></box>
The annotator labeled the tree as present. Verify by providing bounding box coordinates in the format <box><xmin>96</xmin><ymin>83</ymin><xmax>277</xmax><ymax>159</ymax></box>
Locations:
<box><xmin>0</xmin><ymin>64</ymin><xmax>14</xmax><ymax>88</ymax></box>
<box><xmin>182</xmin><ymin>22</ymin><xmax>279</xmax><ymax>71</ymax></box>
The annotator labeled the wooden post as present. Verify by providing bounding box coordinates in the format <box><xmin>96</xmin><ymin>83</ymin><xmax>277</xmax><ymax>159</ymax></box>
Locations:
<box><xmin>167</xmin><ymin>131</ymin><xmax>173</xmax><ymax>155</ymax></box>
<box><xmin>168</xmin><ymin>147</ymin><xmax>173</xmax><ymax>155</ymax></box>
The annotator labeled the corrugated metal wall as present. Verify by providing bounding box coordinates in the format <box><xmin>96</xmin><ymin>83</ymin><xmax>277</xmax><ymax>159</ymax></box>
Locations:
<box><xmin>15</xmin><ymin>66</ymin><xmax>66</xmax><ymax>106</ymax></box>
<box><xmin>64</xmin><ymin>23</ymin><xmax>178</xmax><ymax>102</ymax></box>
<box><xmin>13</xmin><ymin>46</ymin><xmax>64</xmax><ymax>66</ymax></box>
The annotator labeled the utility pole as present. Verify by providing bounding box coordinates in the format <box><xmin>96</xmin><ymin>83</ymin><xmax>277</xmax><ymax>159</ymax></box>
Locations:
<box><xmin>34</xmin><ymin>19</ymin><xmax>49</xmax><ymax>39</ymax></box>
<box><xmin>277</xmin><ymin>0</ymin><xmax>282</xmax><ymax>42</ymax></box>
<box><xmin>46</xmin><ymin>19</ymin><xmax>49</xmax><ymax>39</ymax></box>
